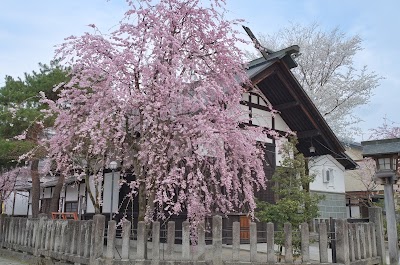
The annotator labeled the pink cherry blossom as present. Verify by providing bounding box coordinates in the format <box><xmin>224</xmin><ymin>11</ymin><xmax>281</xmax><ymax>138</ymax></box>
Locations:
<box><xmin>43</xmin><ymin>0</ymin><xmax>277</xmax><ymax>226</ymax></box>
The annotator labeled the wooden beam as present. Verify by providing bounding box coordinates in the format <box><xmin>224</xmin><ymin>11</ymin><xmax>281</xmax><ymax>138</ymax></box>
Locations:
<box><xmin>240</xmin><ymin>101</ymin><xmax>271</xmax><ymax>112</ymax></box>
<box><xmin>274</xmin><ymin>101</ymin><xmax>299</xmax><ymax>111</ymax></box>
<box><xmin>251</xmin><ymin>64</ymin><xmax>278</xmax><ymax>85</ymax></box>
<box><xmin>297</xmin><ymin>129</ymin><xmax>321</xmax><ymax>139</ymax></box>
<box><xmin>275</xmin><ymin>69</ymin><xmax>339</xmax><ymax>152</ymax></box>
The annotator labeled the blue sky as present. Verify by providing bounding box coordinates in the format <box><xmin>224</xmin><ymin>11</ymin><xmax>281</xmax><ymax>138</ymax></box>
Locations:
<box><xmin>1</xmin><ymin>0</ymin><xmax>399</xmax><ymax>141</ymax></box>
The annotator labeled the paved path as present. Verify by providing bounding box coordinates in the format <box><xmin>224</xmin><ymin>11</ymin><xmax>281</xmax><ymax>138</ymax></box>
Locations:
<box><xmin>0</xmin><ymin>255</ymin><xmax>26</xmax><ymax>265</ymax></box>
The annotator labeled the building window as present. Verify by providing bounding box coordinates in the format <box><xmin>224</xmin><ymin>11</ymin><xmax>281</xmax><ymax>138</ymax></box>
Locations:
<box><xmin>65</xmin><ymin>201</ymin><xmax>78</xmax><ymax>212</ymax></box>
<box><xmin>323</xmin><ymin>168</ymin><xmax>334</xmax><ymax>187</ymax></box>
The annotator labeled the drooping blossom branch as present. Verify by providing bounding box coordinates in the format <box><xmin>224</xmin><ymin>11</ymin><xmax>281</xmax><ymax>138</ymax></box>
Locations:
<box><xmin>43</xmin><ymin>0</ymin><xmax>278</xmax><ymax>226</ymax></box>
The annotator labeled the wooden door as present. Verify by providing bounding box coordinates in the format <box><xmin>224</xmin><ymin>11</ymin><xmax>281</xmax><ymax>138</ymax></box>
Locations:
<box><xmin>240</xmin><ymin>216</ymin><xmax>250</xmax><ymax>239</ymax></box>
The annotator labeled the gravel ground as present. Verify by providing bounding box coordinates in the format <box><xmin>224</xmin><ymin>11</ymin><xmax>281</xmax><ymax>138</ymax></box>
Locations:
<box><xmin>0</xmin><ymin>255</ymin><xmax>27</xmax><ymax>265</ymax></box>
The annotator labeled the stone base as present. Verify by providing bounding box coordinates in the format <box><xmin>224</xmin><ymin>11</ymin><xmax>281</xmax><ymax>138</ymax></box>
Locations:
<box><xmin>0</xmin><ymin>248</ymin><xmax>72</xmax><ymax>265</ymax></box>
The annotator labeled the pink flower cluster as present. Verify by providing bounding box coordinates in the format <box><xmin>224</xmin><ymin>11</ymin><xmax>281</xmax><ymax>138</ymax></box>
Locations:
<box><xmin>43</xmin><ymin>0</ymin><xmax>276</xmax><ymax>227</ymax></box>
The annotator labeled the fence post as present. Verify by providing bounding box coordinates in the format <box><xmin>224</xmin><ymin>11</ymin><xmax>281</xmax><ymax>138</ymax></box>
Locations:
<box><xmin>267</xmin><ymin>222</ymin><xmax>275</xmax><ymax>263</ymax></box>
<box><xmin>26</xmin><ymin>219</ymin><xmax>32</xmax><ymax>248</ymax></box>
<box><xmin>301</xmin><ymin>222</ymin><xmax>310</xmax><ymax>263</ymax></box>
<box><xmin>196</xmin><ymin>221</ymin><xmax>206</xmax><ymax>261</ymax></box>
<box><xmin>232</xmin><ymin>221</ymin><xmax>240</xmax><ymax>261</ymax></box>
<box><xmin>364</xmin><ymin>223</ymin><xmax>372</xmax><ymax>258</ymax></box>
<box><xmin>121</xmin><ymin>220</ymin><xmax>131</xmax><ymax>261</ymax></box>
<box><xmin>7</xmin><ymin>218</ymin><xmax>12</xmax><ymax>246</ymax></box>
<box><xmin>48</xmin><ymin>220</ymin><xmax>54</xmax><ymax>251</ymax></box>
<box><xmin>182</xmin><ymin>221</ymin><xmax>190</xmax><ymax>260</ymax></box>
<box><xmin>18</xmin><ymin>218</ymin><xmax>23</xmax><ymax>245</ymax></box>
<box><xmin>152</xmin><ymin>221</ymin><xmax>160</xmax><ymax>261</ymax></box>
<box><xmin>1</xmin><ymin>216</ymin><xmax>7</xmax><ymax>246</ymax></box>
<box><xmin>8</xmin><ymin>217</ymin><xmax>13</xmax><ymax>247</ymax></box>
<box><xmin>250</xmin><ymin>222</ymin><xmax>257</xmax><ymax>262</ymax></box>
<box><xmin>70</xmin><ymin>220</ymin><xmax>80</xmax><ymax>255</ymax></box>
<box><xmin>137</xmin><ymin>221</ymin><xmax>147</xmax><ymax>259</ymax></box>
<box><xmin>44</xmin><ymin>220</ymin><xmax>51</xmax><ymax>251</ymax></box>
<box><xmin>77</xmin><ymin>221</ymin><xmax>85</xmax><ymax>257</ymax></box>
<box><xmin>284</xmin><ymin>222</ymin><xmax>293</xmax><ymax>263</ymax></box>
<box><xmin>319</xmin><ymin>222</ymin><xmax>329</xmax><ymax>263</ymax></box>
<box><xmin>13</xmin><ymin>218</ymin><xmax>18</xmax><ymax>246</ymax></box>
<box><xmin>84</xmin><ymin>220</ymin><xmax>92</xmax><ymax>259</ymax></box>
<box><xmin>34</xmin><ymin>214</ymin><xmax>47</xmax><ymax>256</ymax></box>
<box><xmin>38</xmin><ymin>214</ymin><xmax>47</xmax><ymax>250</ymax></box>
<box><xmin>335</xmin><ymin>219</ymin><xmax>350</xmax><ymax>265</ymax></box>
<box><xmin>90</xmin><ymin>214</ymin><xmax>106</xmax><ymax>264</ymax></box>
<box><xmin>23</xmin><ymin>218</ymin><xmax>28</xmax><ymax>247</ymax></box>
<box><xmin>0</xmin><ymin>214</ymin><xmax>5</xmax><ymax>244</ymax></box>
<box><xmin>348</xmin><ymin>224</ymin><xmax>355</xmax><ymax>262</ymax></box>
<box><xmin>166</xmin><ymin>221</ymin><xmax>175</xmax><ymax>260</ymax></box>
<box><xmin>353</xmin><ymin>223</ymin><xmax>361</xmax><ymax>260</ymax></box>
<box><xmin>21</xmin><ymin>218</ymin><xmax>26</xmax><ymax>246</ymax></box>
<box><xmin>10</xmin><ymin>218</ymin><xmax>15</xmax><ymax>247</ymax></box>
<box><xmin>330</xmin><ymin>218</ymin><xmax>337</xmax><ymax>263</ymax></box>
<box><xmin>213</xmin><ymin>216</ymin><xmax>222</xmax><ymax>265</ymax></box>
<box><xmin>60</xmin><ymin>221</ymin><xmax>68</xmax><ymax>254</ymax></box>
<box><xmin>370</xmin><ymin>223</ymin><xmax>377</xmax><ymax>257</ymax></box>
<box><xmin>369</xmin><ymin>207</ymin><xmax>385</xmax><ymax>264</ymax></box>
<box><xmin>106</xmin><ymin>220</ymin><xmax>116</xmax><ymax>260</ymax></box>
<box><xmin>53</xmin><ymin>221</ymin><xmax>61</xmax><ymax>253</ymax></box>
<box><xmin>14</xmin><ymin>217</ymin><xmax>19</xmax><ymax>246</ymax></box>
<box><xmin>25</xmin><ymin>219</ymin><xmax>31</xmax><ymax>248</ymax></box>
<box><xmin>359</xmin><ymin>224</ymin><xmax>366</xmax><ymax>259</ymax></box>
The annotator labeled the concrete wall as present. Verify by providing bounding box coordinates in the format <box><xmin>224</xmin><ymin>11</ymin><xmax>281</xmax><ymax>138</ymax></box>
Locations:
<box><xmin>313</xmin><ymin>191</ymin><xmax>347</xmax><ymax>219</ymax></box>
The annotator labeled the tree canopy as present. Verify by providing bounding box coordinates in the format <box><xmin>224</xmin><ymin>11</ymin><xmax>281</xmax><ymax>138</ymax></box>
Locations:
<box><xmin>0</xmin><ymin>61</ymin><xmax>69</xmax><ymax>216</ymax></box>
<box><xmin>43</xmin><ymin>0</ymin><xmax>275</xmax><ymax>224</ymax></box>
<box><xmin>247</xmin><ymin>23</ymin><xmax>381</xmax><ymax>140</ymax></box>
<box><xmin>0</xmin><ymin>61</ymin><xmax>68</xmax><ymax>164</ymax></box>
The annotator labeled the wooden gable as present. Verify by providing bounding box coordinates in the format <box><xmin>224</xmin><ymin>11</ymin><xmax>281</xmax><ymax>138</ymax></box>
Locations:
<box><xmin>246</xmin><ymin>53</ymin><xmax>357</xmax><ymax>170</ymax></box>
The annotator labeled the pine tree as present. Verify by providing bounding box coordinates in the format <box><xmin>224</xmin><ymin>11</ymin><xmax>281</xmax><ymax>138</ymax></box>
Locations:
<box><xmin>257</xmin><ymin>137</ymin><xmax>322</xmax><ymax>256</ymax></box>
<box><xmin>0</xmin><ymin>61</ymin><xmax>69</xmax><ymax>216</ymax></box>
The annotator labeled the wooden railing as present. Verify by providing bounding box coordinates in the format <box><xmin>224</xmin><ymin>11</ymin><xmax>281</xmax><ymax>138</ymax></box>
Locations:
<box><xmin>51</xmin><ymin>212</ymin><xmax>78</xmax><ymax>220</ymax></box>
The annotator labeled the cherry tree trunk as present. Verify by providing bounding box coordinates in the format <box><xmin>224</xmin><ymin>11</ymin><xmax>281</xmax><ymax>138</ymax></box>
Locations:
<box><xmin>48</xmin><ymin>174</ymin><xmax>65</xmax><ymax>215</ymax></box>
<box><xmin>138</xmin><ymin>178</ymin><xmax>146</xmax><ymax>222</ymax></box>
<box><xmin>85</xmin><ymin>175</ymin><xmax>101</xmax><ymax>214</ymax></box>
<box><xmin>31</xmin><ymin>159</ymin><xmax>40</xmax><ymax>218</ymax></box>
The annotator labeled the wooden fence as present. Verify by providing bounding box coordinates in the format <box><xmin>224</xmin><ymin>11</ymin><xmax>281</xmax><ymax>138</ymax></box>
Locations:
<box><xmin>0</xmin><ymin>207</ymin><xmax>384</xmax><ymax>265</ymax></box>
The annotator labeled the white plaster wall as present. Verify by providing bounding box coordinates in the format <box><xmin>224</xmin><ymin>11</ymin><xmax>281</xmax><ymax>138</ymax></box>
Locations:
<box><xmin>275</xmin><ymin>137</ymin><xmax>288</xmax><ymax>166</ymax></box>
<box><xmin>252</xmin><ymin>108</ymin><xmax>272</xmax><ymax>128</ymax></box>
<box><xmin>79</xmin><ymin>183</ymin><xmax>86</xmax><ymax>196</ymax></box>
<box><xmin>308</xmin><ymin>155</ymin><xmax>345</xmax><ymax>193</ymax></box>
<box><xmin>275</xmin><ymin>115</ymin><xmax>289</xmax><ymax>132</ymax></box>
<box><xmin>86</xmin><ymin>175</ymin><xmax>102</xmax><ymax>214</ymax></box>
<box><xmin>28</xmin><ymin>192</ymin><xmax>32</xmax><ymax>216</ymax></box>
<box><xmin>238</xmin><ymin>103</ymin><xmax>250</xmax><ymax>123</ymax></box>
<box><xmin>43</xmin><ymin>187</ymin><xmax>52</xmax><ymax>198</ymax></box>
<box><xmin>65</xmin><ymin>184</ymin><xmax>79</xmax><ymax>202</ymax></box>
<box><xmin>242</xmin><ymin>92</ymin><xmax>250</xmax><ymax>101</ymax></box>
<box><xmin>102</xmin><ymin>172</ymin><xmax>120</xmax><ymax>214</ymax></box>
<box><xmin>4</xmin><ymin>191</ymin><xmax>29</xmax><ymax>216</ymax></box>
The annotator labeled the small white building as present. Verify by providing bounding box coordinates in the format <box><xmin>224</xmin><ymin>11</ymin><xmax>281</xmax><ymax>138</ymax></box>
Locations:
<box><xmin>309</xmin><ymin>155</ymin><xmax>347</xmax><ymax>218</ymax></box>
